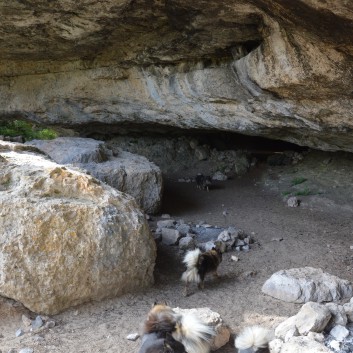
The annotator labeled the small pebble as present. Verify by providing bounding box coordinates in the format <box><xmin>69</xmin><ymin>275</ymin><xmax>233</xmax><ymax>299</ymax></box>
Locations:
<box><xmin>329</xmin><ymin>340</ymin><xmax>341</xmax><ymax>350</ymax></box>
<box><xmin>16</xmin><ymin>328</ymin><xmax>24</xmax><ymax>337</ymax></box>
<box><xmin>271</xmin><ymin>237</ymin><xmax>284</xmax><ymax>242</ymax></box>
<box><xmin>127</xmin><ymin>333</ymin><xmax>140</xmax><ymax>341</ymax></box>
<box><xmin>22</xmin><ymin>315</ymin><xmax>32</xmax><ymax>327</ymax></box>
<box><xmin>31</xmin><ymin>315</ymin><xmax>43</xmax><ymax>330</ymax></box>
<box><xmin>287</xmin><ymin>196</ymin><xmax>299</xmax><ymax>207</ymax></box>
<box><xmin>231</xmin><ymin>255</ymin><xmax>239</xmax><ymax>262</ymax></box>
<box><xmin>44</xmin><ymin>320</ymin><xmax>56</xmax><ymax>329</ymax></box>
<box><xmin>32</xmin><ymin>334</ymin><xmax>45</xmax><ymax>342</ymax></box>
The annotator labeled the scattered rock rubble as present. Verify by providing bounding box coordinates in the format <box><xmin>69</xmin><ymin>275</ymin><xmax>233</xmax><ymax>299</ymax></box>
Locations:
<box><xmin>107</xmin><ymin>135</ymin><xmax>252</xmax><ymax>177</ymax></box>
<box><xmin>150</xmin><ymin>216</ymin><xmax>254</xmax><ymax>253</ymax></box>
<box><xmin>260</xmin><ymin>269</ymin><xmax>353</xmax><ymax>353</ymax></box>
<box><xmin>7</xmin><ymin>315</ymin><xmax>56</xmax><ymax>353</ymax></box>
<box><xmin>266</xmin><ymin>297</ymin><xmax>353</xmax><ymax>353</ymax></box>
<box><xmin>178</xmin><ymin>170</ymin><xmax>228</xmax><ymax>184</ymax></box>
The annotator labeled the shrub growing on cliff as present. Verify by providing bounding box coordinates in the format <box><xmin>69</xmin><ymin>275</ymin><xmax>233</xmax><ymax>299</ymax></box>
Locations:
<box><xmin>0</xmin><ymin>120</ymin><xmax>58</xmax><ymax>141</ymax></box>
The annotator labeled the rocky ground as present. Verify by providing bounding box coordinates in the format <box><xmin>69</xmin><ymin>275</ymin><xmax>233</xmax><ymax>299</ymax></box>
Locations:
<box><xmin>0</xmin><ymin>148</ymin><xmax>353</xmax><ymax>352</ymax></box>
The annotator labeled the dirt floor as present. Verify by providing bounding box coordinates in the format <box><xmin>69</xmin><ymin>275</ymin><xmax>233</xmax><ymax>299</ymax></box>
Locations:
<box><xmin>0</xmin><ymin>150</ymin><xmax>353</xmax><ymax>352</ymax></box>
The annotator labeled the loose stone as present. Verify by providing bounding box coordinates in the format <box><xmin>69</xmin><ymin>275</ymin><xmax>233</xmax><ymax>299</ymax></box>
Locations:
<box><xmin>126</xmin><ymin>333</ymin><xmax>140</xmax><ymax>341</ymax></box>
<box><xmin>16</xmin><ymin>328</ymin><xmax>25</xmax><ymax>337</ymax></box>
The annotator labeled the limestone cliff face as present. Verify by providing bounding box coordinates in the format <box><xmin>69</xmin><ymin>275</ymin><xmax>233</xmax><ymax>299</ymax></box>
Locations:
<box><xmin>0</xmin><ymin>1</ymin><xmax>352</xmax><ymax>151</ymax></box>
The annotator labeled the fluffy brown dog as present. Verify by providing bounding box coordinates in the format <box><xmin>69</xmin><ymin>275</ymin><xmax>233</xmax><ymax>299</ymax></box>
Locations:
<box><xmin>181</xmin><ymin>247</ymin><xmax>222</xmax><ymax>296</ymax></box>
<box><xmin>139</xmin><ymin>303</ymin><xmax>214</xmax><ymax>353</ymax></box>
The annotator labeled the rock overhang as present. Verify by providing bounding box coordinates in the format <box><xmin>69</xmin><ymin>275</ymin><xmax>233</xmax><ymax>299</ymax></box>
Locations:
<box><xmin>0</xmin><ymin>0</ymin><xmax>353</xmax><ymax>152</ymax></box>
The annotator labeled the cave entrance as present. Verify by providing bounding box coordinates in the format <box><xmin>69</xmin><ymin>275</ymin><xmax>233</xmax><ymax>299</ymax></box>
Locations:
<box><xmin>192</xmin><ymin>131</ymin><xmax>308</xmax><ymax>161</ymax></box>
<box><xmin>100</xmin><ymin>128</ymin><xmax>309</xmax><ymax>177</ymax></box>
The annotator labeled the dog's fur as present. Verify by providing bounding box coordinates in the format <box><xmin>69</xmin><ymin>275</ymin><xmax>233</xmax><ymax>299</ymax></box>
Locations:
<box><xmin>195</xmin><ymin>174</ymin><xmax>212</xmax><ymax>191</ymax></box>
<box><xmin>234</xmin><ymin>326</ymin><xmax>272</xmax><ymax>353</ymax></box>
<box><xmin>138</xmin><ymin>332</ymin><xmax>186</xmax><ymax>353</ymax></box>
<box><xmin>143</xmin><ymin>303</ymin><xmax>177</xmax><ymax>335</ymax></box>
<box><xmin>172</xmin><ymin>311</ymin><xmax>214</xmax><ymax>353</ymax></box>
<box><xmin>181</xmin><ymin>247</ymin><xmax>222</xmax><ymax>296</ymax></box>
<box><xmin>139</xmin><ymin>303</ymin><xmax>214</xmax><ymax>353</ymax></box>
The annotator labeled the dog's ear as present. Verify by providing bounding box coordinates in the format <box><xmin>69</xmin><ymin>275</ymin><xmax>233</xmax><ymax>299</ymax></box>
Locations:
<box><xmin>152</xmin><ymin>300</ymin><xmax>168</xmax><ymax>307</ymax></box>
<box><xmin>213</xmin><ymin>241</ymin><xmax>224</xmax><ymax>253</ymax></box>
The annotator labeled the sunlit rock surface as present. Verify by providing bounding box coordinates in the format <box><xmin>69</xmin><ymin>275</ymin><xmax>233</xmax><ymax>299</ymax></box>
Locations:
<box><xmin>28</xmin><ymin>137</ymin><xmax>163</xmax><ymax>214</ymax></box>
<box><xmin>0</xmin><ymin>141</ymin><xmax>156</xmax><ymax>314</ymax></box>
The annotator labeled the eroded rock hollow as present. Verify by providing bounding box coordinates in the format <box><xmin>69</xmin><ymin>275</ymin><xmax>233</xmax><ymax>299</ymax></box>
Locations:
<box><xmin>0</xmin><ymin>1</ymin><xmax>353</xmax><ymax>151</ymax></box>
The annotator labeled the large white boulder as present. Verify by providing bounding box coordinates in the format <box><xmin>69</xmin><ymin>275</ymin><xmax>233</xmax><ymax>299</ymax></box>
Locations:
<box><xmin>28</xmin><ymin>137</ymin><xmax>163</xmax><ymax>214</ymax></box>
<box><xmin>0</xmin><ymin>141</ymin><xmax>156</xmax><ymax>314</ymax></box>
<box><xmin>262</xmin><ymin>267</ymin><xmax>353</xmax><ymax>303</ymax></box>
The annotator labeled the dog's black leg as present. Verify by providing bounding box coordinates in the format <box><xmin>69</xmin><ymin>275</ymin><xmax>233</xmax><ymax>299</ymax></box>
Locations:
<box><xmin>198</xmin><ymin>280</ymin><xmax>205</xmax><ymax>290</ymax></box>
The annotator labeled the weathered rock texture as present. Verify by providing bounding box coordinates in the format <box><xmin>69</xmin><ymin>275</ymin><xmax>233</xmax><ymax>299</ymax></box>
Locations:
<box><xmin>28</xmin><ymin>137</ymin><xmax>163</xmax><ymax>214</ymax></box>
<box><xmin>278</xmin><ymin>336</ymin><xmax>332</xmax><ymax>353</ymax></box>
<box><xmin>275</xmin><ymin>302</ymin><xmax>332</xmax><ymax>338</ymax></box>
<box><xmin>0</xmin><ymin>1</ymin><xmax>353</xmax><ymax>151</ymax></box>
<box><xmin>262</xmin><ymin>267</ymin><xmax>353</xmax><ymax>303</ymax></box>
<box><xmin>0</xmin><ymin>141</ymin><xmax>156</xmax><ymax>314</ymax></box>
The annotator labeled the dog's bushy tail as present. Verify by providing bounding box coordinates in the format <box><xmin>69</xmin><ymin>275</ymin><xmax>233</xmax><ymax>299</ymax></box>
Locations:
<box><xmin>234</xmin><ymin>326</ymin><xmax>272</xmax><ymax>353</ymax></box>
<box><xmin>181</xmin><ymin>249</ymin><xmax>201</xmax><ymax>284</ymax></box>
<box><xmin>172</xmin><ymin>312</ymin><xmax>214</xmax><ymax>353</ymax></box>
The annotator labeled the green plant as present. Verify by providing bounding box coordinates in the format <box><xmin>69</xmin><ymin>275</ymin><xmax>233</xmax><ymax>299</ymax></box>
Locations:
<box><xmin>291</xmin><ymin>177</ymin><xmax>307</xmax><ymax>186</ymax></box>
<box><xmin>0</xmin><ymin>120</ymin><xmax>57</xmax><ymax>141</ymax></box>
<box><xmin>294</xmin><ymin>187</ymin><xmax>313</xmax><ymax>196</ymax></box>
<box><xmin>35</xmin><ymin>128</ymin><xmax>58</xmax><ymax>140</ymax></box>
<box><xmin>282</xmin><ymin>191</ymin><xmax>292</xmax><ymax>196</ymax></box>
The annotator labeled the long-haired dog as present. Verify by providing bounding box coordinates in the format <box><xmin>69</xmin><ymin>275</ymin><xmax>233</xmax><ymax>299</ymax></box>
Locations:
<box><xmin>138</xmin><ymin>303</ymin><xmax>214</xmax><ymax>353</ymax></box>
<box><xmin>181</xmin><ymin>247</ymin><xmax>222</xmax><ymax>296</ymax></box>
<box><xmin>234</xmin><ymin>326</ymin><xmax>272</xmax><ymax>353</ymax></box>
